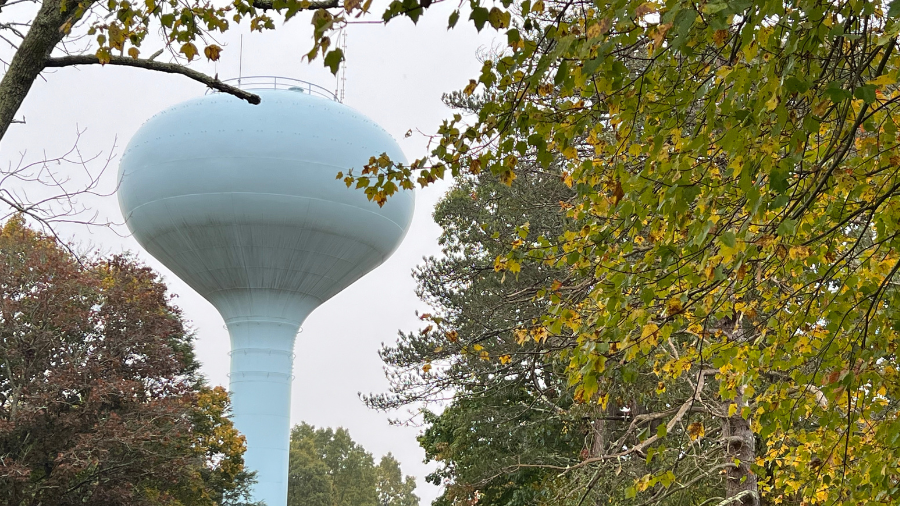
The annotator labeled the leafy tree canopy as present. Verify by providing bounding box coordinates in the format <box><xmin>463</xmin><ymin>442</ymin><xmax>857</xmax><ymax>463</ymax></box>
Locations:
<box><xmin>288</xmin><ymin>422</ymin><xmax>419</xmax><ymax>506</ymax></box>
<box><xmin>0</xmin><ymin>216</ymin><xmax>259</xmax><ymax>506</ymax></box>
<box><xmin>352</xmin><ymin>1</ymin><xmax>900</xmax><ymax>505</ymax></box>
<box><xmin>375</xmin><ymin>147</ymin><xmax>724</xmax><ymax>506</ymax></box>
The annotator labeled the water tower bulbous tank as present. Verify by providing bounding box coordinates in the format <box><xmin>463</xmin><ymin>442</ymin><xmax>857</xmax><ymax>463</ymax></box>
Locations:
<box><xmin>118</xmin><ymin>88</ymin><xmax>414</xmax><ymax>506</ymax></box>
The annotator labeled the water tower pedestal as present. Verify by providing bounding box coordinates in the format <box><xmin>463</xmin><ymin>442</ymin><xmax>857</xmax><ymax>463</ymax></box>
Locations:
<box><xmin>229</xmin><ymin>318</ymin><xmax>302</xmax><ymax>505</ymax></box>
<box><xmin>117</xmin><ymin>80</ymin><xmax>415</xmax><ymax>506</ymax></box>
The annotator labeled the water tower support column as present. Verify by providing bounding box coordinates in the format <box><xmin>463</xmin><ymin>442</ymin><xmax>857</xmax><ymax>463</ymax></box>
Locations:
<box><xmin>227</xmin><ymin>318</ymin><xmax>300</xmax><ymax>506</ymax></box>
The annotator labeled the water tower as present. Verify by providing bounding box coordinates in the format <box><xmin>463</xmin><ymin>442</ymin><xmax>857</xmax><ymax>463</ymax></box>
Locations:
<box><xmin>117</xmin><ymin>78</ymin><xmax>414</xmax><ymax>506</ymax></box>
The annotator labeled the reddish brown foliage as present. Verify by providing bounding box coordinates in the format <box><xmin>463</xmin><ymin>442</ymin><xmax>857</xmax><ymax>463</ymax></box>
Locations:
<box><xmin>0</xmin><ymin>217</ymin><xmax>250</xmax><ymax>506</ymax></box>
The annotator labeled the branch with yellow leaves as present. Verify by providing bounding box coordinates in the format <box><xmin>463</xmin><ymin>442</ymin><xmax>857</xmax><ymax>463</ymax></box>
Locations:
<box><xmin>43</xmin><ymin>55</ymin><xmax>261</xmax><ymax>104</ymax></box>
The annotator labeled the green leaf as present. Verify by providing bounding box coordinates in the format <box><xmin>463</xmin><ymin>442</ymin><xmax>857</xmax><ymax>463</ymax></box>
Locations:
<box><xmin>448</xmin><ymin>9</ymin><xmax>460</xmax><ymax>28</ymax></box>
<box><xmin>702</xmin><ymin>1</ymin><xmax>727</xmax><ymax>14</ymax></box>
<box><xmin>470</xmin><ymin>7</ymin><xmax>489</xmax><ymax>31</ymax></box>
<box><xmin>670</xmin><ymin>8</ymin><xmax>698</xmax><ymax>47</ymax></box>
<box><xmin>324</xmin><ymin>48</ymin><xmax>343</xmax><ymax>74</ymax></box>
<box><xmin>824</xmin><ymin>81</ymin><xmax>851</xmax><ymax>102</ymax></box>
<box><xmin>721</xmin><ymin>231</ymin><xmax>736</xmax><ymax>248</ymax></box>
<box><xmin>889</xmin><ymin>0</ymin><xmax>900</xmax><ymax>18</ymax></box>
<box><xmin>777</xmin><ymin>218</ymin><xmax>798</xmax><ymax>236</ymax></box>
<box><xmin>554</xmin><ymin>60</ymin><xmax>568</xmax><ymax>86</ymax></box>
<box><xmin>784</xmin><ymin>76</ymin><xmax>810</xmax><ymax>94</ymax></box>
<box><xmin>403</xmin><ymin>0</ymin><xmax>422</xmax><ymax>23</ymax></box>
<box><xmin>854</xmin><ymin>84</ymin><xmax>876</xmax><ymax>103</ymax></box>
<box><xmin>769</xmin><ymin>167</ymin><xmax>789</xmax><ymax>193</ymax></box>
<box><xmin>583</xmin><ymin>54</ymin><xmax>604</xmax><ymax>76</ymax></box>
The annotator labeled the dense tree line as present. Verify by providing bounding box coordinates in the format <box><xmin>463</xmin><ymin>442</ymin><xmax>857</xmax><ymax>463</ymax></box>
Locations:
<box><xmin>287</xmin><ymin>422</ymin><xmax>418</xmax><ymax>506</ymax></box>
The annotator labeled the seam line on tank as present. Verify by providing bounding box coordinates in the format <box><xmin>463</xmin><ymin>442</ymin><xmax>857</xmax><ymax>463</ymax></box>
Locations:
<box><xmin>126</xmin><ymin>191</ymin><xmax>409</xmax><ymax>231</ymax></box>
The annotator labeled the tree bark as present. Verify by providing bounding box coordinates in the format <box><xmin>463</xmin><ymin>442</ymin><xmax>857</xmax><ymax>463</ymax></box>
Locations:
<box><xmin>44</xmin><ymin>55</ymin><xmax>260</xmax><ymax>104</ymax></box>
<box><xmin>590</xmin><ymin>412</ymin><xmax>606</xmax><ymax>458</ymax></box>
<box><xmin>723</xmin><ymin>393</ymin><xmax>759</xmax><ymax>506</ymax></box>
<box><xmin>0</xmin><ymin>0</ymin><xmax>76</xmax><ymax>142</ymax></box>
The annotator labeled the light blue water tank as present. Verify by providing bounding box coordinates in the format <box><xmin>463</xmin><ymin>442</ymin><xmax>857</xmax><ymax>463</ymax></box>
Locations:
<box><xmin>117</xmin><ymin>86</ymin><xmax>414</xmax><ymax>506</ymax></box>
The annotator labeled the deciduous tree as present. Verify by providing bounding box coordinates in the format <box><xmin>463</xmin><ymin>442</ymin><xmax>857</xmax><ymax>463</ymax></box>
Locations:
<box><xmin>375</xmin><ymin>453</ymin><xmax>418</xmax><ymax>506</ymax></box>
<box><xmin>374</xmin><ymin>152</ymin><xmax>728</xmax><ymax>506</ymax></box>
<box><xmin>350</xmin><ymin>1</ymin><xmax>900</xmax><ymax>505</ymax></box>
<box><xmin>0</xmin><ymin>216</ymin><xmax>257</xmax><ymax>506</ymax></box>
<box><xmin>287</xmin><ymin>423</ymin><xmax>418</xmax><ymax>506</ymax></box>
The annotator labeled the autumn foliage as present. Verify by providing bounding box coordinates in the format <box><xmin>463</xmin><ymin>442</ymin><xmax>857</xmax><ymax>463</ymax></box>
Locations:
<box><xmin>352</xmin><ymin>0</ymin><xmax>900</xmax><ymax>504</ymax></box>
<box><xmin>0</xmin><ymin>217</ymin><xmax>254</xmax><ymax>506</ymax></box>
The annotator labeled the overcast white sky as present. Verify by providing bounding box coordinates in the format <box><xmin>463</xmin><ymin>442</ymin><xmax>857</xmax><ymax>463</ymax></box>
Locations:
<box><xmin>0</xmin><ymin>3</ymin><xmax>495</xmax><ymax>503</ymax></box>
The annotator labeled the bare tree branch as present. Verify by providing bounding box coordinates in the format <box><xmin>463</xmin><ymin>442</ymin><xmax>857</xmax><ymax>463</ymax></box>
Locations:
<box><xmin>0</xmin><ymin>127</ymin><xmax>121</xmax><ymax>262</ymax></box>
<box><xmin>43</xmin><ymin>55</ymin><xmax>261</xmax><ymax>104</ymax></box>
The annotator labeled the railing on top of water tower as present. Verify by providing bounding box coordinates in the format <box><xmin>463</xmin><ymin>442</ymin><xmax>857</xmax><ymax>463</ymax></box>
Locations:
<box><xmin>206</xmin><ymin>76</ymin><xmax>339</xmax><ymax>102</ymax></box>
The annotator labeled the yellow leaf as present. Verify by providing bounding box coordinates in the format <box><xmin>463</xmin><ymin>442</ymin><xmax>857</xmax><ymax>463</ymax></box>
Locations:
<box><xmin>514</xmin><ymin>328</ymin><xmax>529</xmax><ymax>345</ymax></box>
<box><xmin>473</xmin><ymin>344</ymin><xmax>484</xmax><ymax>351</ymax></box>
<box><xmin>446</xmin><ymin>330</ymin><xmax>458</xmax><ymax>342</ymax></box>
<box><xmin>868</xmin><ymin>74</ymin><xmax>897</xmax><ymax>86</ymax></box>
<box><xmin>128</xmin><ymin>47</ymin><xmax>140</xmax><ymax>59</ymax></box>
<box><xmin>204</xmin><ymin>44</ymin><xmax>222</xmax><ymax>61</ymax></box>
<box><xmin>789</xmin><ymin>245</ymin><xmax>810</xmax><ymax>260</ymax></box>
<box><xmin>641</xmin><ymin>323</ymin><xmax>659</xmax><ymax>339</ymax></box>
<box><xmin>634</xmin><ymin>2</ymin><xmax>657</xmax><ymax>17</ymax></box>
<box><xmin>423</xmin><ymin>363</ymin><xmax>432</xmax><ymax>373</ymax></box>
<box><xmin>713</xmin><ymin>29</ymin><xmax>728</xmax><ymax>45</ymax></box>
<box><xmin>96</xmin><ymin>47</ymin><xmax>111</xmax><ymax>65</ymax></box>
<box><xmin>666</xmin><ymin>298</ymin><xmax>683</xmax><ymax>315</ymax></box>
<box><xmin>499</xmin><ymin>354</ymin><xmax>511</xmax><ymax>364</ymax></box>
<box><xmin>687</xmin><ymin>422</ymin><xmax>705</xmax><ymax>441</ymax></box>
<box><xmin>488</xmin><ymin>7</ymin><xmax>510</xmax><ymax>29</ymax></box>
<box><xmin>728</xmin><ymin>403</ymin><xmax>738</xmax><ymax>417</ymax></box>
<box><xmin>464</xmin><ymin>79</ymin><xmax>477</xmax><ymax>96</ymax></box>
<box><xmin>649</xmin><ymin>23</ymin><xmax>670</xmax><ymax>49</ymax></box>
<box><xmin>180</xmin><ymin>42</ymin><xmax>198</xmax><ymax>61</ymax></box>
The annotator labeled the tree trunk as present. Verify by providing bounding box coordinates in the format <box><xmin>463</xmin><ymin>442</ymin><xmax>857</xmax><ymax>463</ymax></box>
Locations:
<box><xmin>0</xmin><ymin>0</ymin><xmax>79</xmax><ymax>142</ymax></box>
<box><xmin>590</xmin><ymin>413</ymin><xmax>605</xmax><ymax>457</ymax></box>
<box><xmin>723</xmin><ymin>393</ymin><xmax>759</xmax><ymax>506</ymax></box>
